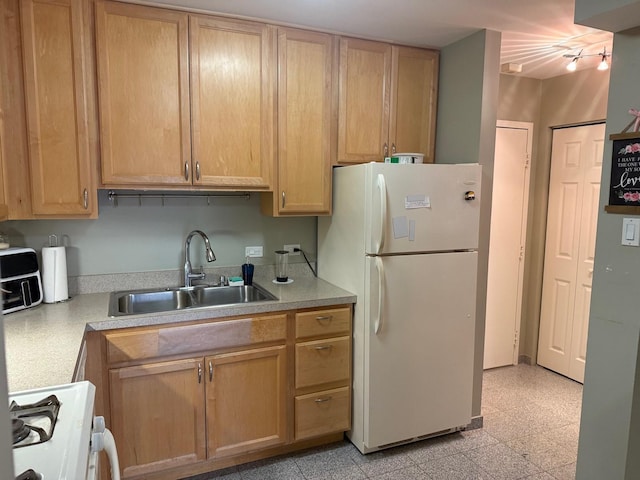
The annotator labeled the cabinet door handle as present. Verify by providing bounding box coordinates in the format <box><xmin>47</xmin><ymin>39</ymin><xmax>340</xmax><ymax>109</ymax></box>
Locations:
<box><xmin>281</xmin><ymin>191</ymin><xmax>286</xmax><ymax>209</ymax></box>
<box><xmin>313</xmin><ymin>345</ymin><xmax>333</xmax><ymax>351</ymax></box>
<box><xmin>197</xmin><ymin>362</ymin><xmax>202</xmax><ymax>384</ymax></box>
<box><xmin>391</xmin><ymin>143</ymin><xmax>396</xmax><ymax>154</ymax></box>
<box><xmin>208</xmin><ymin>360</ymin><xmax>213</xmax><ymax>382</ymax></box>
<box><xmin>184</xmin><ymin>162</ymin><xmax>190</xmax><ymax>181</ymax></box>
<box><xmin>196</xmin><ymin>161</ymin><xmax>201</xmax><ymax>181</ymax></box>
<box><xmin>83</xmin><ymin>189</ymin><xmax>88</xmax><ymax>209</ymax></box>
<box><xmin>383</xmin><ymin>142</ymin><xmax>388</xmax><ymax>157</ymax></box>
<box><xmin>315</xmin><ymin>396</ymin><xmax>332</xmax><ymax>403</ymax></box>
<box><xmin>315</xmin><ymin>315</ymin><xmax>332</xmax><ymax>323</ymax></box>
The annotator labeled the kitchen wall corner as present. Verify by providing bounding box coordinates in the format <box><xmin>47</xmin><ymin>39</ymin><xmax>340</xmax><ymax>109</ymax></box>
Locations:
<box><xmin>437</xmin><ymin>28</ymin><xmax>502</xmax><ymax>419</ymax></box>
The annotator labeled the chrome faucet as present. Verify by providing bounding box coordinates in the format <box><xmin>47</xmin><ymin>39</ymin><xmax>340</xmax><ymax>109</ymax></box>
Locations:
<box><xmin>184</xmin><ymin>230</ymin><xmax>216</xmax><ymax>287</ymax></box>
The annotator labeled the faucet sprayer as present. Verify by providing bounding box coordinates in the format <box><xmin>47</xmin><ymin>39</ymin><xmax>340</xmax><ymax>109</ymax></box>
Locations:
<box><xmin>184</xmin><ymin>230</ymin><xmax>216</xmax><ymax>287</ymax></box>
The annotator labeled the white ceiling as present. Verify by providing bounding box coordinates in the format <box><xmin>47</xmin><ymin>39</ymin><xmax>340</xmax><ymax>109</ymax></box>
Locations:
<box><xmin>134</xmin><ymin>0</ymin><xmax>613</xmax><ymax>80</ymax></box>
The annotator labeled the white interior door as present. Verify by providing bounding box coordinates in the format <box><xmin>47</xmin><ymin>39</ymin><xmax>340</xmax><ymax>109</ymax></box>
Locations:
<box><xmin>537</xmin><ymin>123</ymin><xmax>604</xmax><ymax>383</ymax></box>
<box><xmin>483</xmin><ymin>121</ymin><xmax>532</xmax><ymax>370</ymax></box>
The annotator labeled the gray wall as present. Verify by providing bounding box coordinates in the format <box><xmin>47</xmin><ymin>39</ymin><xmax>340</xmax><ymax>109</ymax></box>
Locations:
<box><xmin>436</xmin><ymin>28</ymin><xmax>501</xmax><ymax>419</ymax></box>
<box><xmin>575</xmin><ymin>0</ymin><xmax>640</xmax><ymax>32</ymax></box>
<box><xmin>576</xmin><ymin>27</ymin><xmax>640</xmax><ymax>479</ymax></box>
<box><xmin>3</xmin><ymin>191</ymin><xmax>316</xmax><ymax>277</ymax></box>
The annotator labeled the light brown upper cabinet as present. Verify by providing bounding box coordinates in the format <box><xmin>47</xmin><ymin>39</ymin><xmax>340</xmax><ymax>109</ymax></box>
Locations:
<box><xmin>95</xmin><ymin>1</ymin><xmax>275</xmax><ymax>190</ymax></box>
<box><xmin>19</xmin><ymin>0</ymin><xmax>97</xmax><ymax>217</ymax></box>
<box><xmin>338</xmin><ymin>39</ymin><xmax>438</xmax><ymax>164</ymax></box>
<box><xmin>390</xmin><ymin>46</ymin><xmax>439</xmax><ymax>163</ymax></box>
<box><xmin>0</xmin><ymin>69</ymin><xmax>9</xmax><ymax>221</ymax></box>
<box><xmin>338</xmin><ymin>38</ymin><xmax>391</xmax><ymax>164</ymax></box>
<box><xmin>261</xmin><ymin>28</ymin><xmax>336</xmax><ymax>216</ymax></box>
<box><xmin>190</xmin><ymin>16</ymin><xmax>275</xmax><ymax>190</ymax></box>
<box><xmin>95</xmin><ymin>2</ymin><xmax>191</xmax><ymax>187</ymax></box>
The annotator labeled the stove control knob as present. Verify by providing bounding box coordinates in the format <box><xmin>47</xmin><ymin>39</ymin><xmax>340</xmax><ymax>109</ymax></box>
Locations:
<box><xmin>91</xmin><ymin>416</ymin><xmax>107</xmax><ymax>453</ymax></box>
<box><xmin>92</xmin><ymin>431</ymin><xmax>105</xmax><ymax>453</ymax></box>
<box><xmin>94</xmin><ymin>415</ymin><xmax>106</xmax><ymax>433</ymax></box>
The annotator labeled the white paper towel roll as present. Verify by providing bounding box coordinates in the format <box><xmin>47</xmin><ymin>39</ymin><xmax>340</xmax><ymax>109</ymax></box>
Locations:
<box><xmin>42</xmin><ymin>246</ymin><xmax>68</xmax><ymax>303</ymax></box>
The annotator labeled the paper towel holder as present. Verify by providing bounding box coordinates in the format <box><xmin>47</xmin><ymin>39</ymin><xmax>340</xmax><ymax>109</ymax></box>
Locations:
<box><xmin>42</xmin><ymin>234</ymin><xmax>69</xmax><ymax>303</ymax></box>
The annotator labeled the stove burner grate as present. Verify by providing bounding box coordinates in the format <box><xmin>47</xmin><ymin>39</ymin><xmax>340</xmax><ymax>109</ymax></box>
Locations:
<box><xmin>15</xmin><ymin>469</ymin><xmax>41</xmax><ymax>480</ymax></box>
<box><xmin>12</xmin><ymin>418</ymin><xmax>31</xmax><ymax>444</ymax></box>
<box><xmin>9</xmin><ymin>394</ymin><xmax>60</xmax><ymax>448</ymax></box>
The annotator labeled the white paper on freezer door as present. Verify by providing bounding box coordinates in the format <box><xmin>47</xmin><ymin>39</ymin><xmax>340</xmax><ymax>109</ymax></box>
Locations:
<box><xmin>365</xmin><ymin>163</ymin><xmax>481</xmax><ymax>255</ymax></box>
<box><xmin>363</xmin><ymin>252</ymin><xmax>477</xmax><ymax>449</ymax></box>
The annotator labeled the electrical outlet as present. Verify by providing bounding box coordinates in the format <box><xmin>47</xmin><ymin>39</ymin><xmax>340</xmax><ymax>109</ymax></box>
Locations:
<box><xmin>245</xmin><ymin>246</ymin><xmax>263</xmax><ymax>258</ymax></box>
<box><xmin>284</xmin><ymin>244</ymin><xmax>300</xmax><ymax>256</ymax></box>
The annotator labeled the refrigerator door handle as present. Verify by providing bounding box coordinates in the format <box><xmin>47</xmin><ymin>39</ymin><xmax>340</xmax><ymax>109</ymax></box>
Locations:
<box><xmin>376</xmin><ymin>174</ymin><xmax>387</xmax><ymax>254</ymax></box>
<box><xmin>375</xmin><ymin>256</ymin><xmax>385</xmax><ymax>334</ymax></box>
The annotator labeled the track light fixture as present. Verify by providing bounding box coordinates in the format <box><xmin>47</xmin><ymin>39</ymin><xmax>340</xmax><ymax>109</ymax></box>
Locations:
<box><xmin>563</xmin><ymin>47</ymin><xmax>610</xmax><ymax>72</ymax></box>
<box><xmin>598</xmin><ymin>48</ymin><xmax>609</xmax><ymax>71</ymax></box>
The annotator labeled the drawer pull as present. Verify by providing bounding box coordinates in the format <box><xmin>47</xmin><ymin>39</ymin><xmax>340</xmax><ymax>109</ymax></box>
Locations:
<box><xmin>313</xmin><ymin>345</ymin><xmax>333</xmax><ymax>351</ymax></box>
<box><xmin>314</xmin><ymin>396</ymin><xmax>332</xmax><ymax>404</ymax></box>
<box><xmin>315</xmin><ymin>315</ymin><xmax>332</xmax><ymax>323</ymax></box>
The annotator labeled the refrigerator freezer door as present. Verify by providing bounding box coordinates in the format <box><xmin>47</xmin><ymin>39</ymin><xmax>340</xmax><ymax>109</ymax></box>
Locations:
<box><xmin>365</xmin><ymin>163</ymin><xmax>481</xmax><ymax>255</ymax></box>
<box><xmin>363</xmin><ymin>251</ymin><xmax>477</xmax><ymax>449</ymax></box>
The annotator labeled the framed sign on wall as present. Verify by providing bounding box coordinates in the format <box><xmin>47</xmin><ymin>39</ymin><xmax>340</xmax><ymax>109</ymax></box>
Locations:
<box><xmin>606</xmin><ymin>132</ymin><xmax>640</xmax><ymax>214</ymax></box>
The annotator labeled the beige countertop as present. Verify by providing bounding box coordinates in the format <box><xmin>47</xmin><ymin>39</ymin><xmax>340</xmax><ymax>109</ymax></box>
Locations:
<box><xmin>3</xmin><ymin>274</ymin><xmax>355</xmax><ymax>393</ymax></box>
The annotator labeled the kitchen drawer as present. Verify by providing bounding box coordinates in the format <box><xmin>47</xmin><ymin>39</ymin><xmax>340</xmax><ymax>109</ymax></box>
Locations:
<box><xmin>295</xmin><ymin>336</ymin><xmax>350</xmax><ymax>389</ymax></box>
<box><xmin>295</xmin><ymin>307</ymin><xmax>351</xmax><ymax>340</ymax></box>
<box><xmin>295</xmin><ymin>386</ymin><xmax>350</xmax><ymax>440</ymax></box>
<box><xmin>106</xmin><ymin>314</ymin><xmax>287</xmax><ymax>364</ymax></box>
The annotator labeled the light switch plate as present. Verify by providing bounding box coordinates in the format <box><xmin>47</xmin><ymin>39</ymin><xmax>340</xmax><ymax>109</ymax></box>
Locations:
<box><xmin>622</xmin><ymin>218</ymin><xmax>640</xmax><ymax>246</ymax></box>
<box><xmin>245</xmin><ymin>246</ymin><xmax>263</xmax><ymax>257</ymax></box>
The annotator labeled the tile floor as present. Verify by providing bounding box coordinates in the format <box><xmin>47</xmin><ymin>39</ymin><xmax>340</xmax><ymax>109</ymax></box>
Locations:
<box><xmin>185</xmin><ymin>364</ymin><xmax>583</xmax><ymax>480</ymax></box>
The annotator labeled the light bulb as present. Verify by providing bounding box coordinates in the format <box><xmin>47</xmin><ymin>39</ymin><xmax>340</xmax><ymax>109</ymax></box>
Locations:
<box><xmin>566</xmin><ymin>59</ymin><xmax>578</xmax><ymax>72</ymax></box>
<box><xmin>598</xmin><ymin>57</ymin><xmax>609</xmax><ymax>71</ymax></box>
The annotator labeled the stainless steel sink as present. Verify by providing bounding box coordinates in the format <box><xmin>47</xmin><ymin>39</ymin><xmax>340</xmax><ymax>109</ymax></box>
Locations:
<box><xmin>108</xmin><ymin>283</ymin><xmax>277</xmax><ymax>317</ymax></box>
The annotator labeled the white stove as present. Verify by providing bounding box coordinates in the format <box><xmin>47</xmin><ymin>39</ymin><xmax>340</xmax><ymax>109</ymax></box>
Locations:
<box><xmin>9</xmin><ymin>381</ymin><xmax>120</xmax><ymax>480</ymax></box>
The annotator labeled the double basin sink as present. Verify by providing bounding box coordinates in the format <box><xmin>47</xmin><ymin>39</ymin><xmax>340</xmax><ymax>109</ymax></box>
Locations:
<box><xmin>108</xmin><ymin>283</ymin><xmax>277</xmax><ymax>317</ymax></box>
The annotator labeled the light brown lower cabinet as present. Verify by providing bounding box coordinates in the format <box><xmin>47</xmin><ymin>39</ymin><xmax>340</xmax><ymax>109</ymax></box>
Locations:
<box><xmin>109</xmin><ymin>358</ymin><xmax>206</xmax><ymax>477</ymax></box>
<box><xmin>90</xmin><ymin>306</ymin><xmax>352</xmax><ymax>480</ymax></box>
<box><xmin>294</xmin><ymin>308</ymin><xmax>352</xmax><ymax>441</ymax></box>
<box><xmin>206</xmin><ymin>346</ymin><xmax>287</xmax><ymax>459</ymax></box>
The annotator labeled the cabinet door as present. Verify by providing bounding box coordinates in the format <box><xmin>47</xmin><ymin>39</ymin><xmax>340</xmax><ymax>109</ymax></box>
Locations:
<box><xmin>389</xmin><ymin>46</ymin><xmax>438</xmax><ymax>163</ymax></box>
<box><xmin>20</xmin><ymin>0</ymin><xmax>95</xmax><ymax>216</ymax></box>
<box><xmin>96</xmin><ymin>1</ymin><xmax>191</xmax><ymax>186</ymax></box>
<box><xmin>109</xmin><ymin>358</ymin><xmax>206</xmax><ymax>477</ymax></box>
<box><xmin>338</xmin><ymin>38</ymin><xmax>391</xmax><ymax>164</ymax></box>
<box><xmin>0</xmin><ymin>73</ymin><xmax>8</xmax><ymax>221</ymax></box>
<box><xmin>207</xmin><ymin>345</ymin><xmax>287</xmax><ymax>458</ymax></box>
<box><xmin>190</xmin><ymin>16</ymin><xmax>275</xmax><ymax>190</ymax></box>
<box><xmin>270</xmin><ymin>28</ymin><xmax>335</xmax><ymax>215</ymax></box>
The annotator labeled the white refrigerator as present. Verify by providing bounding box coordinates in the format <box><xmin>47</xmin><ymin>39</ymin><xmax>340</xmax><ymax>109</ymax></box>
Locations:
<box><xmin>318</xmin><ymin>162</ymin><xmax>481</xmax><ymax>453</ymax></box>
